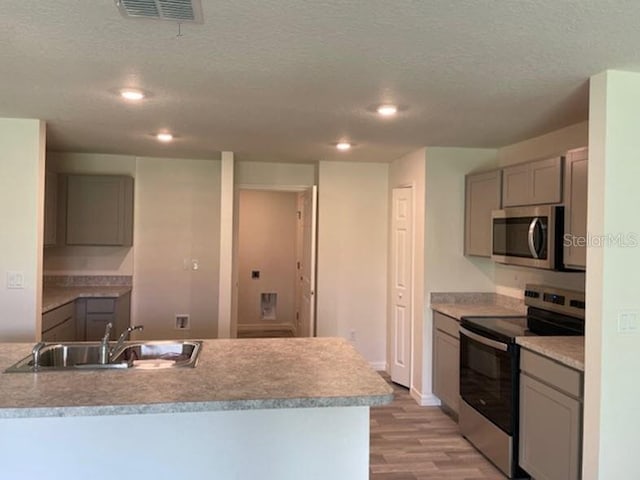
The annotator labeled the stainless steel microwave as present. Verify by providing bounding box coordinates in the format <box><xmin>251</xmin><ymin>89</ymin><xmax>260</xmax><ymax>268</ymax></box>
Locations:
<box><xmin>491</xmin><ymin>205</ymin><xmax>564</xmax><ymax>270</ymax></box>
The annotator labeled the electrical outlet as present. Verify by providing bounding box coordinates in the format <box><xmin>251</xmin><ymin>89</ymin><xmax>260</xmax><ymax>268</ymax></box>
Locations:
<box><xmin>618</xmin><ymin>311</ymin><xmax>639</xmax><ymax>334</ymax></box>
<box><xmin>175</xmin><ymin>314</ymin><xmax>190</xmax><ymax>330</ymax></box>
<box><xmin>349</xmin><ymin>329</ymin><xmax>356</xmax><ymax>343</ymax></box>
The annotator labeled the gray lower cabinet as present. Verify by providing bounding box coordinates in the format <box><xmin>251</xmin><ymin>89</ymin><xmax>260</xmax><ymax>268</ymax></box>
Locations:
<box><xmin>76</xmin><ymin>293</ymin><xmax>131</xmax><ymax>341</ymax></box>
<box><xmin>519</xmin><ymin>349</ymin><xmax>583</xmax><ymax>480</ymax></box>
<box><xmin>563</xmin><ymin>147</ymin><xmax>588</xmax><ymax>270</ymax></box>
<box><xmin>42</xmin><ymin>302</ymin><xmax>76</xmax><ymax>341</ymax></box>
<box><xmin>64</xmin><ymin>174</ymin><xmax>134</xmax><ymax>246</ymax></box>
<box><xmin>502</xmin><ymin>156</ymin><xmax>563</xmax><ymax>207</ymax></box>
<box><xmin>464</xmin><ymin>169</ymin><xmax>502</xmax><ymax>257</ymax></box>
<box><xmin>432</xmin><ymin>311</ymin><xmax>460</xmax><ymax>415</ymax></box>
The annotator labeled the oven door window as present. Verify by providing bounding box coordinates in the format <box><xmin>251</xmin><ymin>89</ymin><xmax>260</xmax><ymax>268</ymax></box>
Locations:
<box><xmin>460</xmin><ymin>332</ymin><xmax>515</xmax><ymax>434</ymax></box>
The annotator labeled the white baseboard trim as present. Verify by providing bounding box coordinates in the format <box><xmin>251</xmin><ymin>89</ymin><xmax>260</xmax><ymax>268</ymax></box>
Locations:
<box><xmin>410</xmin><ymin>387</ymin><xmax>441</xmax><ymax>406</ymax></box>
<box><xmin>237</xmin><ymin>323</ymin><xmax>294</xmax><ymax>332</ymax></box>
<box><xmin>369</xmin><ymin>362</ymin><xmax>387</xmax><ymax>371</ymax></box>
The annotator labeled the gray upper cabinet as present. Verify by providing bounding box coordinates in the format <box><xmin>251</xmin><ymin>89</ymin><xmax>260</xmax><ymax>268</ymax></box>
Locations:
<box><xmin>464</xmin><ymin>170</ymin><xmax>502</xmax><ymax>257</ymax></box>
<box><xmin>65</xmin><ymin>175</ymin><xmax>134</xmax><ymax>246</ymax></box>
<box><xmin>502</xmin><ymin>156</ymin><xmax>563</xmax><ymax>207</ymax></box>
<box><xmin>564</xmin><ymin>148</ymin><xmax>588</xmax><ymax>270</ymax></box>
<box><xmin>43</xmin><ymin>171</ymin><xmax>57</xmax><ymax>246</ymax></box>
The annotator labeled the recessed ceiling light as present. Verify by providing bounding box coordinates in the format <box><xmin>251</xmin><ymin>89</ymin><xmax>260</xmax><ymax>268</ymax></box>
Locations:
<box><xmin>156</xmin><ymin>132</ymin><xmax>174</xmax><ymax>142</ymax></box>
<box><xmin>336</xmin><ymin>142</ymin><xmax>352</xmax><ymax>151</ymax></box>
<box><xmin>377</xmin><ymin>104</ymin><xmax>398</xmax><ymax>117</ymax></box>
<box><xmin>120</xmin><ymin>89</ymin><xmax>146</xmax><ymax>101</ymax></box>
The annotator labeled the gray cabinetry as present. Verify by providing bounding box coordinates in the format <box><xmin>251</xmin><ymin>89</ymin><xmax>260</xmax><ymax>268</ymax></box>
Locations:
<box><xmin>563</xmin><ymin>148</ymin><xmax>588</xmax><ymax>270</ymax></box>
<box><xmin>76</xmin><ymin>293</ymin><xmax>131</xmax><ymax>341</ymax></box>
<box><xmin>44</xmin><ymin>171</ymin><xmax>57</xmax><ymax>246</ymax></box>
<box><xmin>42</xmin><ymin>302</ymin><xmax>75</xmax><ymax>342</ymax></box>
<box><xmin>519</xmin><ymin>349</ymin><xmax>582</xmax><ymax>480</ymax></box>
<box><xmin>464</xmin><ymin>170</ymin><xmax>502</xmax><ymax>257</ymax></box>
<box><xmin>502</xmin><ymin>157</ymin><xmax>563</xmax><ymax>207</ymax></box>
<box><xmin>65</xmin><ymin>175</ymin><xmax>134</xmax><ymax>246</ymax></box>
<box><xmin>432</xmin><ymin>311</ymin><xmax>460</xmax><ymax>415</ymax></box>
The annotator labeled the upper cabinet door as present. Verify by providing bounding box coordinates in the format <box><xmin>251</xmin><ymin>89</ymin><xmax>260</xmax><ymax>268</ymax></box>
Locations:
<box><xmin>502</xmin><ymin>163</ymin><xmax>530</xmax><ymax>207</ymax></box>
<box><xmin>564</xmin><ymin>148</ymin><xmax>588</xmax><ymax>270</ymax></box>
<box><xmin>465</xmin><ymin>169</ymin><xmax>501</xmax><ymax>257</ymax></box>
<box><xmin>65</xmin><ymin>175</ymin><xmax>134</xmax><ymax>246</ymax></box>
<box><xmin>44</xmin><ymin>171</ymin><xmax>58</xmax><ymax>246</ymax></box>
<box><xmin>530</xmin><ymin>156</ymin><xmax>563</xmax><ymax>205</ymax></box>
<box><xmin>502</xmin><ymin>156</ymin><xmax>563</xmax><ymax>207</ymax></box>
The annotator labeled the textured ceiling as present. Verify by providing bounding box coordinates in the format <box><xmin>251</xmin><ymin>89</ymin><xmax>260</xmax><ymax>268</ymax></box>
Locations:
<box><xmin>1</xmin><ymin>1</ymin><xmax>639</xmax><ymax>163</ymax></box>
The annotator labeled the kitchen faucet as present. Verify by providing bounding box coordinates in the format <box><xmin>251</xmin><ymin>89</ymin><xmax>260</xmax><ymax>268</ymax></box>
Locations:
<box><xmin>111</xmin><ymin>325</ymin><xmax>144</xmax><ymax>358</ymax></box>
<box><xmin>31</xmin><ymin>342</ymin><xmax>46</xmax><ymax>371</ymax></box>
<box><xmin>98</xmin><ymin>323</ymin><xmax>144</xmax><ymax>364</ymax></box>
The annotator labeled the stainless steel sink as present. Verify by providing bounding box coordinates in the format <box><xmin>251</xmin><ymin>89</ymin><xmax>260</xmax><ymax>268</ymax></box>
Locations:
<box><xmin>111</xmin><ymin>340</ymin><xmax>202</xmax><ymax>369</ymax></box>
<box><xmin>4</xmin><ymin>340</ymin><xmax>203</xmax><ymax>373</ymax></box>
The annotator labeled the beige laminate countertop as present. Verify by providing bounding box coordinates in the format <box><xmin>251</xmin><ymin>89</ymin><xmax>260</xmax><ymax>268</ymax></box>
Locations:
<box><xmin>516</xmin><ymin>336</ymin><xmax>585</xmax><ymax>371</ymax></box>
<box><xmin>42</xmin><ymin>286</ymin><xmax>132</xmax><ymax>313</ymax></box>
<box><xmin>0</xmin><ymin>337</ymin><xmax>393</xmax><ymax>419</ymax></box>
<box><xmin>431</xmin><ymin>303</ymin><xmax>526</xmax><ymax>321</ymax></box>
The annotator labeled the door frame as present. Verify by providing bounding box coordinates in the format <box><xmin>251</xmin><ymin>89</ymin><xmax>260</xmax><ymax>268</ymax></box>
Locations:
<box><xmin>232</xmin><ymin>184</ymin><xmax>317</xmax><ymax>338</ymax></box>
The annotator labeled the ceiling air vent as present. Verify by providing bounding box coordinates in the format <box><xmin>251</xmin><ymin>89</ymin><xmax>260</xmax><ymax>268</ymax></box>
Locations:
<box><xmin>116</xmin><ymin>0</ymin><xmax>203</xmax><ymax>23</ymax></box>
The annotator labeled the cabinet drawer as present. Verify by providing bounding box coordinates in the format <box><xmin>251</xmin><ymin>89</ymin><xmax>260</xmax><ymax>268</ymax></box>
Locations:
<box><xmin>42</xmin><ymin>302</ymin><xmax>74</xmax><ymax>332</ymax></box>
<box><xmin>520</xmin><ymin>349</ymin><xmax>582</xmax><ymax>398</ymax></box>
<box><xmin>86</xmin><ymin>298</ymin><xmax>116</xmax><ymax>313</ymax></box>
<box><xmin>433</xmin><ymin>311</ymin><xmax>459</xmax><ymax>339</ymax></box>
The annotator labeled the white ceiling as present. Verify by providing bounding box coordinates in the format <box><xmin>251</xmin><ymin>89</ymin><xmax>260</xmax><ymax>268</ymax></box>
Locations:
<box><xmin>1</xmin><ymin>1</ymin><xmax>639</xmax><ymax>163</ymax></box>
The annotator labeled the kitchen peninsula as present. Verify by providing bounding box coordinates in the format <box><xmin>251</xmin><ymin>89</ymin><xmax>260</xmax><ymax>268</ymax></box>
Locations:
<box><xmin>0</xmin><ymin>337</ymin><xmax>392</xmax><ymax>479</ymax></box>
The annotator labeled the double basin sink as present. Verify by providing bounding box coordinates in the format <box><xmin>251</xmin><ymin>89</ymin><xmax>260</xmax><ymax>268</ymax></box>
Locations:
<box><xmin>4</xmin><ymin>340</ymin><xmax>203</xmax><ymax>373</ymax></box>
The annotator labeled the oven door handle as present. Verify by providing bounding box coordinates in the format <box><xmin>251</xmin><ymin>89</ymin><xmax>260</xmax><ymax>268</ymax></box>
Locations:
<box><xmin>528</xmin><ymin>217</ymin><xmax>541</xmax><ymax>259</ymax></box>
<box><xmin>459</xmin><ymin>327</ymin><xmax>509</xmax><ymax>352</ymax></box>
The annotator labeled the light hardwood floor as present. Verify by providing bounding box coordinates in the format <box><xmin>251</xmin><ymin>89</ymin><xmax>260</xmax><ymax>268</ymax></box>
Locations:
<box><xmin>370</xmin><ymin>374</ymin><xmax>506</xmax><ymax>480</ymax></box>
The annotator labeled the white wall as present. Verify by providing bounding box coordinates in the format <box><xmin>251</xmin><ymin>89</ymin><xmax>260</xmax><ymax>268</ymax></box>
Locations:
<box><xmin>494</xmin><ymin>122</ymin><xmax>588</xmax><ymax>296</ymax></box>
<box><xmin>0</xmin><ymin>118</ymin><xmax>45</xmax><ymax>341</ymax></box>
<box><xmin>133</xmin><ymin>157</ymin><xmax>221</xmax><ymax>339</ymax></box>
<box><xmin>235</xmin><ymin>161</ymin><xmax>315</xmax><ymax>187</ymax></box>
<box><xmin>237</xmin><ymin>190</ymin><xmax>298</xmax><ymax>328</ymax></box>
<box><xmin>583</xmin><ymin>70</ymin><xmax>640</xmax><ymax>479</ymax></box>
<box><xmin>44</xmin><ymin>152</ymin><xmax>136</xmax><ymax>276</ymax></box>
<box><xmin>421</xmin><ymin>147</ymin><xmax>499</xmax><ymax>399</ymax></box>
<box><xmin>317</xmin><ymin>162</ymin><xmax>388</xmax><ymax>367</ymax></box>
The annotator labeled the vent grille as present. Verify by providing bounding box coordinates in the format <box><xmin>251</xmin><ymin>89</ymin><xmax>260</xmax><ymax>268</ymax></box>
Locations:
<box><xmin>116</xmin><ymin>0</ymin><xmax>203</xmax><ymax>23</ymax></box>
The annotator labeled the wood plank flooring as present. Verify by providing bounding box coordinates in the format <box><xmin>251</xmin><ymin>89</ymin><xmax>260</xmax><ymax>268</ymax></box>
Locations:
<box><xmin>370</xmin><ymin>374</ymin><xmax>506</xmax><ymax>480</ymax></box>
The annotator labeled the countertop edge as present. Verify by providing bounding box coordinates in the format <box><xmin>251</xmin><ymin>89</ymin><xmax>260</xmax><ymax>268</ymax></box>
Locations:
<box><xmin>42</xmin><ymin>287</ymin><xmax>132</xmax><ymax>314</ymax></box>
<box><xmin>0</xmin><ymin>393</ymin><xmax>394</xmax><ymax>419</ymax></box>
<box><xmin>516</xmin><ymin>337</ymin><xmax>585</xmax><ymax>372</ymax></box>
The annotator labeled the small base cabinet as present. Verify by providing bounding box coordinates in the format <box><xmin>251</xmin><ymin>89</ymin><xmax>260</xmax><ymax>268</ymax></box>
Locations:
<box><xmin>519</xmin><ymin>349</ymin><xmax>583</xmax><ymax>480</ymax></box>
<box><xmin>76</xmin><ymin>293</ymin><xmax>131</xmax><ymax>341</ymax></box>
<box><xmin>432</xmin><ymin>311</ymin><xmax>460</xmax><ymax>415</ymax></box>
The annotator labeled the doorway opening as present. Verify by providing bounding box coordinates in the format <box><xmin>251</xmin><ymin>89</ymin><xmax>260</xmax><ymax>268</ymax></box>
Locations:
<box><xmin>233</xmin><ymin>186</ymin><xmax>317</xmax><ymax>339</ymax></box>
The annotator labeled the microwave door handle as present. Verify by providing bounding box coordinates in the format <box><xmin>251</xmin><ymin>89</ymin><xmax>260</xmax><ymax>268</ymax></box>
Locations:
<box><xmin>459</xmin><ymin>327</ymin><xmax>508</xmax><ymax>352</ymax></box>
<box><xmin>528</xmin><ymin>217</ymin><xmax>541</xmax><ymax>259</ymax></box>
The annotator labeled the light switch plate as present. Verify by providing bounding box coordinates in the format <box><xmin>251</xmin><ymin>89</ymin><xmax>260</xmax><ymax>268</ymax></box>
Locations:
<box><xmin>618</xmin><ymin>311</ymin><xmax>639</xmax><ymax>334</ymax></box>
<box><xmin>6</xmin><ymin>271</ymin><xmax>24</xmax><ymax>289</ymax></box>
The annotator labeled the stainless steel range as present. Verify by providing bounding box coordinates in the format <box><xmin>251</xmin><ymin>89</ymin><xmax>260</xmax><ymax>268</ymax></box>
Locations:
<box><xmin>458</xmin><ymin>284</ymin><xmax>585</xmax><ymax>479</ymax></box>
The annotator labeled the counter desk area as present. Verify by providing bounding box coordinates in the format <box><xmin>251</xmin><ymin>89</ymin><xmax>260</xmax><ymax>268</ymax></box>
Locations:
<box><xmin>0</xmin><ymin>337</ymin><xmax>392</xmax><ymax>480</ymax></box>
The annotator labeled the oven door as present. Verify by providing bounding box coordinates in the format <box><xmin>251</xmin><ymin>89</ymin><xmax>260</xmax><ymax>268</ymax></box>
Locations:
<box><xmin>459</xmin><ymin>326</ymin><xmax>517</xmax><ymax>435</ymax></box>
<box><xmin>491</xmin><ymin>206</ymin><xmax>559</xmax><ymax>269</ymax></box>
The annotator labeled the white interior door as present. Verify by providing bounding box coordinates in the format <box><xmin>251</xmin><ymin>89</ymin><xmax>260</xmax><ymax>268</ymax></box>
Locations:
<box><xmin>390</xmin><ymin>186</ymin><xmax>413</xmax><ymax>387</ymax></box>
<box><xmin>298</xmin><ymin>186</ymin><xmax>317</xmax><ymax>337</ymax></box>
